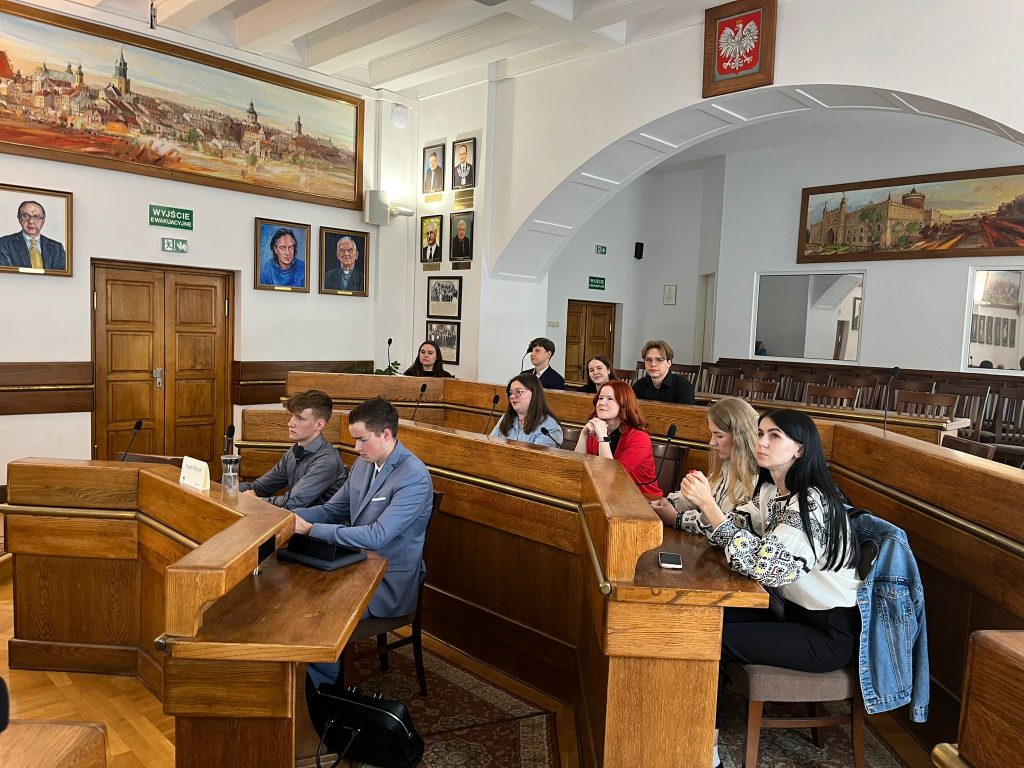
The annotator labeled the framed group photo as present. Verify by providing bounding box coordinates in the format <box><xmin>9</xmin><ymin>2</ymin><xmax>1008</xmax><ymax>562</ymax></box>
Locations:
<box><xmin>452</xmin><ymin>138</ymin><xmax>477</xmax><ymax>190</ymax></box>
<box><xmin>422</xmin><ymin>143</ymin><xmax>445</xmax><ymax>194</ymax></box>
<box><xmin>320</xmin><ymin>227</ymin><xmax>369</xmax><ymax>297</ymax></box>
<box><xmin>254</xmin><ymin>217</ymin><xmax>310</xmax><ymax>292</ymax></box>
<box><xmin>420</xmin><ymin>215</ymin><xmax>443</xmax><ymax>264</ymax></box>
<box><xmin>427</xmin><ymin>276</ymin><xmax>462</xmax><ymax>319</ymax></box>
<box><xmin>449</xmin><ymin>211</ymin><xmax>474</xmax><ymax>263</ymax></box>
<box><xmin>426</xmin><ymin>320</ymin><xmax>460</xmax><ymax>366</ymax></box>
<box><xmin>0</xmin><ymin>182</ymin><xmax>72</xmax><ymax>277</ymax></box>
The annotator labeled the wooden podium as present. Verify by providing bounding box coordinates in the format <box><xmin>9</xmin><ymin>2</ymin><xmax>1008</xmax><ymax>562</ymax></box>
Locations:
<box><xmin>4</xmin><ymin>458</ymin><xmax>385</xmax><ymax>768</ymax></box>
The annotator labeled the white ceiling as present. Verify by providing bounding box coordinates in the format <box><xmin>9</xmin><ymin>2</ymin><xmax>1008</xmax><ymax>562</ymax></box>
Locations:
<box><xmin>80</xmin><ymin>0</ymin><xmax>712</xmax><ymax>98</ymax></box>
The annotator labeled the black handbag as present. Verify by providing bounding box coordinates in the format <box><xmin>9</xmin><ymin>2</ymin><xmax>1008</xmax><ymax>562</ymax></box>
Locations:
<box><xmin>305</xmin><ymin>675</ymin><xmax>424</xmax><ymax>768</ymax></box>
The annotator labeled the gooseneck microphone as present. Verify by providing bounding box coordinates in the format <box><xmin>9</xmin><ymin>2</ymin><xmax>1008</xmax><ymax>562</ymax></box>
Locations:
<box><xmin>540</xmin><ymin>426</ymin><xmax>559</xmax><ymax>448</ymax></box>
<box><xmin>656</xmin><ymin>424</ymin><xmax>678</xmax><ymax>482</ymax></box>
<box><xmin>521</xmin><ymin>345</ymin><xmax>531</xmax><ymax>374</ymax></box>
<box><xmin>386</xmin><ymin>337</ymin><xmax>393</xmax><ymax>371</ymax></box>
<box><xmin>411</xmin><ymin>383</ymin><xmax>428</xmax><ymax>421</ymax></box>
<box><xmin>882</xmin><ymin>366</ymin><xmax>901</xmax><ymax>435</ymax></box>
<box><xmin>120</xmin><ymin>420</ymin><xmax>143</xmax><ymax>461</ymax></box>
<box><xmin>223</xmin><ymin>424</ymin><xmax>235</xmax><ymax>455</ymax></box>
<box><xmin>483</xmin><ymin>394</ymin><xmax>501</xmax><ymax>434</ymax></box>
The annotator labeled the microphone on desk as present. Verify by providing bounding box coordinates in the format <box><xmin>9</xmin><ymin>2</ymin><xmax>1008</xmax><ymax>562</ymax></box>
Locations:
<box><xmin>411</xmin><ymin>383</ymin><xmax>428</xmax><ymax>421</ymax></box>
<box><xmin>483</xmin><ymin>394</ymin><xmax>501</xmax><ymax>434</ymax></box>
<box><xmin>386</xmin><ymin>337</ymin><xmax>393</xmax><ymax>371</ymax></box>
<box><xmin>540</xmin><ymin>426</ymin><xmax>557</xmax><ymax>448</ymax></box>
<box><xmin>882</xmin><ymin>366</ymin><xmax>901</xmax><ymax>435</ymax></box>
<box><xmin>520</xmin><ymin>345</ymin><xmax>531</xmax><ymax>374</ymax></box>
<box><xmin>120</xmin><ymin>420</ymin><xmax>143</xmax><ymax>461</ymax></box>
<box><xmin>223</xmin><ymin>424</ymin><xmax>235</xmax><ymax>455</ymax></box>
<box><xmin>656</xmin><ymin>424</ymin><xmax>678</xmax><ymax>482</ymax></box>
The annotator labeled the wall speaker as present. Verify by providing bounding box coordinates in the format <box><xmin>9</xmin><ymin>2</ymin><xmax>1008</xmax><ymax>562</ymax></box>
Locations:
<box><xmin>634</xmin><ymin>242</ymin><xmax>644</xmax><ymax>260</ymax></box>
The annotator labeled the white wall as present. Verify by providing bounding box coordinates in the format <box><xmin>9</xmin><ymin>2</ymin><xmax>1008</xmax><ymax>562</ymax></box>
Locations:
<box><xmin>714</xmin><ymin>122</ymin><xmax>1024</xmax><ymax>371</ymax></box>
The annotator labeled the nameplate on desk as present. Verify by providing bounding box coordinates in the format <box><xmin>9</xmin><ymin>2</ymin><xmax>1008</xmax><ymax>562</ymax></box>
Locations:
<box><xmin>179</xmin><ymin>456</ymin><xmax>211</xmax><ymax>491</ymax></box>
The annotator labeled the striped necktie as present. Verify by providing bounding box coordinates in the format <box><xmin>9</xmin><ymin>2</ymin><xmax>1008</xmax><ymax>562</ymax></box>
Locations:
<box><xmin>29</xmin><ymin>238</ymin><xmax>43</xmax><ymax>270</ymax></box>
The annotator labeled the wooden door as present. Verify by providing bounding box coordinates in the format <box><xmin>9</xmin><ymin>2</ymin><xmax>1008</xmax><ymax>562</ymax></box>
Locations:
<box><xmin>565</xmin><ymin>300</ymin><xmax>616</xmax><ymax>384</ymax></box>
<box><xmin>94</xmin><ymin>263</ymin><xmax>231</xmax><ymax>465</ymax></box>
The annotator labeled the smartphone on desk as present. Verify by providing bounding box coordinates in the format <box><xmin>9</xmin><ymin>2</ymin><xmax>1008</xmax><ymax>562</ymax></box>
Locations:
<box><xmin>658</xmin><ymin>551</ymin><xmax>683</xmax><ymax>569</ymax></box>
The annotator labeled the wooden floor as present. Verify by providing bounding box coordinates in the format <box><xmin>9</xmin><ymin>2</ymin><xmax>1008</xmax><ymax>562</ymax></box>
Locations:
<box><xmin>0</xmin><ymin>572</ymin><xmax>579</xmax><ymax>768</ymax></box>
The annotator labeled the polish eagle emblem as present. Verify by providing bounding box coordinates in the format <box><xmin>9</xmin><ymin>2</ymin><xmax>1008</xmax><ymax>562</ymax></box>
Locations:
<box><xmin>718</xmin><ymin>19</ymin><xmax>759</xmax><ymax>71</ymax></box>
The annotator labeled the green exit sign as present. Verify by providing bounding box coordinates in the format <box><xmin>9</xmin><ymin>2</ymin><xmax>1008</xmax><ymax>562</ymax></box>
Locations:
<box><xmin>149</xmin><ymin>204</ymin><xmax>194</xmax><ymax>230</ymax></box>
<box><xmin>588</xmin><ymin>276</ymin><xmax>606</xmax><ymax>290</ymax></box>
<box><xmin>595</xmin><ymin>244</ymin><xmax>607</xmax><ymax>254</ymax></box>
<box><xmin>161</xmin><ymin>237</ymin><xmax>189</xmax><ymax>253</ymax></box>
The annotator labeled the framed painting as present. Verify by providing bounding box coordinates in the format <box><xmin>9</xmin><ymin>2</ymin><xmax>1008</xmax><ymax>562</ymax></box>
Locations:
<box><xmin>452</xmin><ymin>138</ymin><xmax>477</xmax><ymax>191</ymax></box>
<box><xmin>985</xmin><ymin>316</ymin><xmax>994</xmax><ymax>345</ymax></box>
<box><xmin>971</xmin><ymin>313</ymin><xmax>979</xmax><ymax>343</ymax></box>
<box><xmin>0</xmin><ymin>182</ymin><xmax>72</xmax><ymax>277</ymax></box>
<box><xmin>422</xmin><ymin>143</ymin><xmax>445</xmax><ymax>194</ymax></box>
<box><xmin>449</xmin><ymin>211</ymin><xmax>474</xmax><ymax>262</ymax></box>
<box><xmin>800</xmin><ymin>165</ymin><xmax>1024</xmax><ymax>264</ymax></box>
<box><xmin>979</xmin><ymin>270</ymin><xmax>1022</xmax><ymax>310</ymax></box>
<box><xmin>427</xmin><ymin>276</ymin><xmax>462</xmax><ymax>320</ymax></box>
<box><xmin>420</xmin><ymin>215</ymin><xmax>442</xmax><ymax>264</ymax></box>
<box><xmin>254</xmin><ymin>218</ymin><xmax>310</xmax><ymax>292</ymax></box>
<box><xmin>320</xmin><ymin>227</ymin><xmax>369</xmax><ymax>297</ymax></box>
<box><xmin>426</xmin><ymin>320</ymin><xmax>460</xmax><ymax>366</ymax></box>
<box><xmin>0</xmin><ymin>3</ymin><xmax>363</xmax><ymax>209</ymax></box>
<box><xmin>702</xmin><ymin>0</ymin><xmax>777</xmax><ymax>98</ymax></box>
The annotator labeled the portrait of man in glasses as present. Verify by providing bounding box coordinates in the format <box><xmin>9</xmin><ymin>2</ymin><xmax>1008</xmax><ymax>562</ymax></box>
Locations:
<box><xmin>0</xmin><ymin>200</ymin><xmax>67</xmax><ymax>272</ymax></box>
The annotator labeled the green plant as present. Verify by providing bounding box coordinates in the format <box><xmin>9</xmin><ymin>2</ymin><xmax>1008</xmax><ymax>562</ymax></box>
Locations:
<box><xmin>373</xmin><ymin>361</ymin><xmax>402</xmax><ymax>376</ymax></box>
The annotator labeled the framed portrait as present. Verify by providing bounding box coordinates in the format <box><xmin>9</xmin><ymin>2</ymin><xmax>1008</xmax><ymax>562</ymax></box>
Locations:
<box><xmin>420</xmin><ymin>215</ymin><xmax>443</xmax><ymax>264</ymax></box>
<box><xmin>0</xmin><ymin>183</ymin><xmax>72</xmax><ymax>277</ymax></box>
<box><xmin>452</xmin><ymin>138</ymin><xmax>477</xmax><ymax>191</ymax></box>
<box><xmin>800</xmin><ymin>165</ymin><xmax>1024</xmax><ymax>264</ymax></box>
<box><xmin>985</xmin><ymin>316</ymin><xmax>994</xmax><ymax>345</ymax></box>
<box><xmin>971</xmin><ymin>313</ymin><xmax>979</xmax><ymax>343</ymax></box>
<box><xmin>1011</xmin><ymin>319</ymin><xmax>1018</xmax><ymax>347</ymax></box>
<box><xmin>702</xmin><ymin>0</ymin><xmax>777</xmax><ymax>98</ymax></box>
<box><xmin>851</xmin><ymin>296</ymin><xmax>862</xmax><ymax>331</ymax></box>
<box><xmin>427</xmin><ymin>276</ymin><xmax>462</xmax><ymax>320</ymax></box>
<box><xmin>1001</xmin><ymin>317</ymin><xmax>1011</xmax><ymax>347</ymax></box>
<box><xmin>449</xmin><ymin>211</ymin><xmax>474</xmax><ymax>263</ymax></box>
<box><xmin>422</xmin><ymin>143</ymin><xmax>445</xmax><ymax>194</ymax></box>
<box><xmin>254</xmin><ymin>218</ymin><xmax>310</xmax><ymax>292</ymax></box>
<box><xmin>426</xmin><ymin>320</ymin><xmax>460</xmax><ymax>365</ymax></box>
<box><xmin>319</xmin><ymin>227</ymin><xmax>369</xmax><ymax>297</ymax></box>
<box><xmin>0</xmin><ymin>5</ymin><xmax>362</xmax><ymax>209</ymax></box>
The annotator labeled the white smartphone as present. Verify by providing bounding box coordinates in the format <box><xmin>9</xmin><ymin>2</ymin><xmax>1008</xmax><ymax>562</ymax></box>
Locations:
<box><xmin>658</xmin><ymin>551</ymin><xmax>683</xmax><ymax>570</ymax></box>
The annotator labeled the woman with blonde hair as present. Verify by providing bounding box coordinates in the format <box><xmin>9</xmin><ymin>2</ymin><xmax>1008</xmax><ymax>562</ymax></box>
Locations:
<box><xmin>650</xmin><ymin>396</ymin><xmax>759</xmax><ymax>534</ymax></box>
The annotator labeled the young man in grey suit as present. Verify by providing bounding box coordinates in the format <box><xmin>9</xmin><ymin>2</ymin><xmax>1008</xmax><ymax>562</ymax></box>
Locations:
<box><xmin>294</xmin><ymin>396</ymin><xmax>434</xmax><ymax>687</ymax></box>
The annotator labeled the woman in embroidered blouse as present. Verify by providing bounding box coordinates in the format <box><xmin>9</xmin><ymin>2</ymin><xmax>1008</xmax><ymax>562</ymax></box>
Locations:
<box><xmin>491</xmin><ymin>374</ymin><xmax>563</xmax><ymax>447</ymax></box>
<box><xmin>649</xmin><ymin>396</ymin><xmax>759</xmax><ymax>532</ymax></box>
<box><xmin>573</xmin><ymin>380</ymin><xmax>661</xmax><ymax>497</ymax></box>
<box><xmin>687</xmin><ymin>409</ymin><xmax>860</xmax><ymax>768</ymax></box>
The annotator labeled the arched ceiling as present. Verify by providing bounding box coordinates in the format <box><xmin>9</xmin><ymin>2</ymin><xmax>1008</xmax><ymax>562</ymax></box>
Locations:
<box><xmin>492</xmin><ymin>84</ymin><xmax>1024</xmax><ymax>281</ymax></box>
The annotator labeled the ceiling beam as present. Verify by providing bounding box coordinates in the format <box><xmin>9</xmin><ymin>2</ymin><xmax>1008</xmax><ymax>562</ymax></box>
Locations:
<box><xmin>156</xmin><ymin>0</ymin><xmax>237</xmax><ymax>30</ymax></box>
<box><xmin>235</xmin><ymin>0</ymin><xmax>383</xmax><ymax>51</ymax></box>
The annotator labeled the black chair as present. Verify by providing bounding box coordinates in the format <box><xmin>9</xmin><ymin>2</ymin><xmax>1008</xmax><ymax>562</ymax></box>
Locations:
<box><xmin>342</xmin><ymin>491</ymin><xmax>443</xmax><ymax>696</ymax></box>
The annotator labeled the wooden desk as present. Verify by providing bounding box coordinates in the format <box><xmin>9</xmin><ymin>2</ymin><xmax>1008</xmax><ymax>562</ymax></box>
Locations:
<box><xmin>0</xmin><ymin>720</ymin><xmax>107</xmax><ymax>768</ymax></box>
<box><xmin>3</xmin><ymin>458</ymin><xmax>384</xmax><ymax>768</ymax></box>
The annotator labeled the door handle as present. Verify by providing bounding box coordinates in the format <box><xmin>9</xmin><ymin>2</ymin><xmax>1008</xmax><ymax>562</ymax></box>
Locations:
<box><xmin>152</xmin><ymin>367</ymin><xmax>164</xmax><ymax>389</ymax></box>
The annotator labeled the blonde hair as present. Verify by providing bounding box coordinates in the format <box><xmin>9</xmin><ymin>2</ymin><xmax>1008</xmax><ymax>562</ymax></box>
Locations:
<box><xmin>706</xmin><ymin>397</ymin><xmax>759</xmax><ymax>507</ymax></box>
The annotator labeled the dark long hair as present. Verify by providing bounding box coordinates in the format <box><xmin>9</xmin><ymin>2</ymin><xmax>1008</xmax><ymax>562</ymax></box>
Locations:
<box><xmin>406</xmin><ymin>341</ymin><xmax>449</xmax><ymax>377</ymax></box>
<box><xmin>497</xmin><ymin>375</ymin><xmax>560</xmax><ymax>436</ymax></box>
<box><xmin>756</xmin><ymin>409</ymin><xmax>856</xmax><ymax>571</ymax></box>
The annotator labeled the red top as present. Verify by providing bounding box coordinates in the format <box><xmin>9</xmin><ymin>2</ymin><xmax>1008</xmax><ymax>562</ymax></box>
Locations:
<box><xmin>586</xmin><ymin>425</ymin><xmax>662</xmax><ymax>497</ymax></box>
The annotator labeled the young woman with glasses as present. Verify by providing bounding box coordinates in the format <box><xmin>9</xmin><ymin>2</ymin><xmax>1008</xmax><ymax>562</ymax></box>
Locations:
<box><xmin>491</xmin><ymin>375</ymin><xmax>563</xmax><ymax>447</ymax></box>
<box><xmin>574</xmin><ymin>380</ymin><xmax>661</xmax><ymax>497</ymax></box>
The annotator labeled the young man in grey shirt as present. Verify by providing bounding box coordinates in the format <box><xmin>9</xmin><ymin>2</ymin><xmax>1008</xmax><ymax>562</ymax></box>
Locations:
<box><xmin>239</xmin><ymin>389</ymin><xmax>346</xmax><ymax>509</ymax></box>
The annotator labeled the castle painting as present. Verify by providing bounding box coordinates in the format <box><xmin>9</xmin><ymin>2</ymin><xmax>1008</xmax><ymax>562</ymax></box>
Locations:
<box><xmin>798</xmin><ymin>165</ymin><xmax>1024</xmax><ymax>263</ymax></box>
<box><xmin>0</xmin><ymin>6</ymin><xmax>362</xmax><ymax>208</ymax></box>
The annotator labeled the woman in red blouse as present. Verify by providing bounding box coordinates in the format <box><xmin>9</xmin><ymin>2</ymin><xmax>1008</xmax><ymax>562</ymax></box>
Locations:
<box><xmin>574</xmin><ymin>380</ymin><xmax>661</xmax><ymax>497</ymax></box>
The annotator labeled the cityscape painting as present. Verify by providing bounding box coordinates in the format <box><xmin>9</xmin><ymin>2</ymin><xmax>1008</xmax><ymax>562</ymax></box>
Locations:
<box><xmin>0</xmin><ymin>4</ymin><xmax>363</xmax><ymax>208</ymax></box>
<box><xmin>798</xmin><ymin>165</ymin><xmax>1024</xmax><ymax>263</ymax></box>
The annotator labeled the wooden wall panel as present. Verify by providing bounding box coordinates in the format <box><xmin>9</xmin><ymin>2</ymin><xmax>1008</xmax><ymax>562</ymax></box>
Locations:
<box><xmin>0</xmin><ymin>361</ymin><xmax>93</xmax><ymax>415</ymax></box>
<box><xmin>231</xmin><ymin>360</ymin><xmax>371</xmax><ymax>405</ymax></box>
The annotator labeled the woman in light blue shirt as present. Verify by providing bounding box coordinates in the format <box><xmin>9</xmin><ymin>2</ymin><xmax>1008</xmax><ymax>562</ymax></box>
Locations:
<box><xmin>491</xmin><ymin>374</ymin><xmax>563</xmax><ymax>448</ymax></box>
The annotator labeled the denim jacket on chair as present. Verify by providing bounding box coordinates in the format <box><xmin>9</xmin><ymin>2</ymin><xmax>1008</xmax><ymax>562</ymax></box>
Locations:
<box><xmin>851</xmin><ymin>512</ymin><xmax>929</xmax><ymax>722</ymax></box>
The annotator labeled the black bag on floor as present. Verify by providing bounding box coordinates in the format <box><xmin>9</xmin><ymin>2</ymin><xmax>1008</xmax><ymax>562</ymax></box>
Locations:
<box><xmin>305</xmin><ymin>675</ymin><xmax>424</xmax><ymax>768</ymax></box>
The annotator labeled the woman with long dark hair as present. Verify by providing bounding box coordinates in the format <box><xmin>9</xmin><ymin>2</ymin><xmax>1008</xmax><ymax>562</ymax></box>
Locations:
<box><xmin>649</xmin><ymin>396</ymin><xmax>759</xmax><ymax>533</ymax></box>
<box><xmin>403</xmin><ymin>341</ymin><xmax>454</xmax><ymax>378</ymax></box>
<box><xmin>573</xmin><ymin>380</ymin><xmax>661</xmax><ymax>497</ymax></box>
<box><xmin>491</xmin><ymin>374</ymin><xmax>562</xmax><ymax>447</ymax></box>
<box><xmin>686</xmin><ymin>409</ymin><xmax>859</xmax><ymax>768</ymax></box>
<box><xmin>581</xmin><ymin>354</ymin><xmax>617</xmax><ymax>394</ymax></box>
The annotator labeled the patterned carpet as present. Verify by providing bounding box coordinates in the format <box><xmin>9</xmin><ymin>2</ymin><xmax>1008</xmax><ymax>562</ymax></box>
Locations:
<box><xmin>344</xmin><ymin>638</ymin><xmax>559</xmax><ymax>768</ymax></box>
<box><xmin>717</xmin><ymin>693</ymin><xmax>904</xmax><ymax>768</ymax></box>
